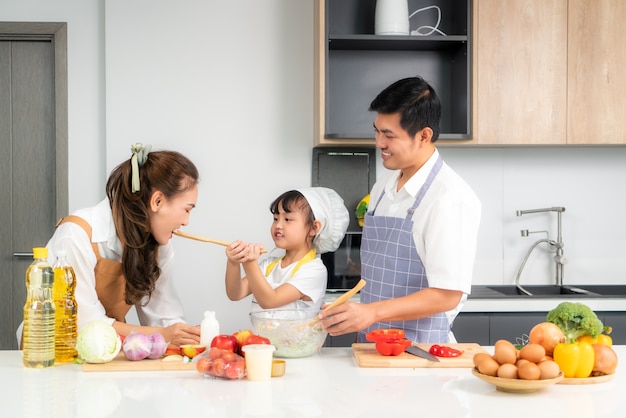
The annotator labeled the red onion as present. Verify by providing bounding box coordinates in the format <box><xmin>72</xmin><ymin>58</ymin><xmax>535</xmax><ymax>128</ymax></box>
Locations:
<box><xmin>148</xmin><ymin>332</ymin><xmax>168</xmax><ymax>359</ymax></box>
<box><xmin>123</xmin><ymin>332</ymin><xmax>152</xmax><ymax>361</ymax></box>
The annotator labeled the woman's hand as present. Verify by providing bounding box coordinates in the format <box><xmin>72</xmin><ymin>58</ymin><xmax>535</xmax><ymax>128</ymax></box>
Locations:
<box><xmin>163</xmin><ymin>323</ymin><xmax>201</xmax><ymax>346</ymax></box>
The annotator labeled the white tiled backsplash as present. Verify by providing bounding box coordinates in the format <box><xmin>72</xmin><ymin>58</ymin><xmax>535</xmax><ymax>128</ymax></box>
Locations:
<box><xmin>376</xmin><ymin>146</ymin><xmax>626</xmax><ymax>287</ymax></box>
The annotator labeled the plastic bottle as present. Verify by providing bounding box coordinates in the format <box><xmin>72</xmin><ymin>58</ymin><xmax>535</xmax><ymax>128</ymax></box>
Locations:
<box><xmin>23</xmin><ymin>247</ymin><xmax>56</xmax><ymax>368</ymax></box>
<box><xmin>52</xmin><ymin>249</ymin><xmax>78</xmax><ymax>362</ymax></box>
<box><xmin>200</xmin><ymin>311</ymin><xmax>219</xmax><ymax>346</ymax></box>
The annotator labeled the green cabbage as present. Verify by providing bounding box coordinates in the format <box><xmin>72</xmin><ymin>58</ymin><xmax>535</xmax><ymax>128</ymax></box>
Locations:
<box><xmin>76</xmin><ymin>320</ymin><xmax>122</xmax><ymax>363</ymax></box>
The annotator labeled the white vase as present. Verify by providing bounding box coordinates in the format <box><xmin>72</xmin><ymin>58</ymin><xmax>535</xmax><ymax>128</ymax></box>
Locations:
<box><xmin>375</xmin><ymin>0</ymin><xmax>409</xmax><ymax>35</ymax></box>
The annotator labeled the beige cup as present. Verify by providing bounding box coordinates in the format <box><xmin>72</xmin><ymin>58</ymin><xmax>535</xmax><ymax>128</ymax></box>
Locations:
<box><xmin>242</xmin><ymin>344</ymin><xmax>276</xmax><ymax>381</ymax></box>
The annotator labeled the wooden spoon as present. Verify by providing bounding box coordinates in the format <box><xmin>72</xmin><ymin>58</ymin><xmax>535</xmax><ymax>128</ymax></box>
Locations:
<box><xmin>309</xmin><ymin>278</ymin><xmax>366</xmax><ymax>326</ymax></box>
<box><xmin>173</xmin><ymin>230</ymin><xmax>267</xmax><ymax>253</ymax></box>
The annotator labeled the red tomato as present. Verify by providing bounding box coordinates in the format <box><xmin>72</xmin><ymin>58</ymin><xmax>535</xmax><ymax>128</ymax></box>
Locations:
<box><xmin>221</xmin><ymin>350</ymin><xmax>236</xmax><ymax>363</ymax></box>
<box><xmin>429</xmin><ymin>344</ymin><xmax>463</xmax><ymax>358</ymax></box>
<box><xmin>365</xmin><ymin>329</ymin><xmax>406</xmax><ymax>343</ymax></box>
<box><xmin>374</xmin><ymin>338</ymin><xmax>412</xmax><ymax>356</ymax></box>
<box><xmin>212</xmin><ymin>358</ymin><xmax>226</xmax><ymax>376</ymax></box>
<box><xmin>195</xmin><ymin>357</ymin><xmax>212</xmax><ymax>374</ymax></box>
<box><xmin>208</xmin><ymin>346</ymin><xmax>222</xmax><ymax>360</ymax></box>
<box><xmin>211</xmin><ymin>334</ymin><xmax>238</xmax><ymax>353</ymax></box>
<box><xmin>247</xmin><ymin>335</ymin><xmax>271</xmax><ymax>345</ymax></box>
<box><xmin>224</xmin><ymin>361</ymin><xmax>245</xmax><ymax>379</ymax></box>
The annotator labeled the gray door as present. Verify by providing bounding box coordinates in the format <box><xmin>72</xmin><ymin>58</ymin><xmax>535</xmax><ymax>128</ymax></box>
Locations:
<box><xmin>0</xmin><ymin>23</ymin><xmax>68</xmax><ymax>350</ymax></box>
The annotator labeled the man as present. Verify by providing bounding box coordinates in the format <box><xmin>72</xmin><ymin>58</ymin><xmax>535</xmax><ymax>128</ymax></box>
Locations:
<box><xmin>319</xmin><ymin>76</ymin><xmax>481</xmax><ymax>343</ymax></box>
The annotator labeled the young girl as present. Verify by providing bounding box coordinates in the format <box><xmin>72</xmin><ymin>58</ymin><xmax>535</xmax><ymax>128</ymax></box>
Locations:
<box><xmin>18</xmin><ymin>144</ymin><xmax>202</xmax><ymax>347</ymax></box>
<box><xmin>225</xmin><ymin>187</ymin><xmax>349</xmax><ymax>312</ymax></box>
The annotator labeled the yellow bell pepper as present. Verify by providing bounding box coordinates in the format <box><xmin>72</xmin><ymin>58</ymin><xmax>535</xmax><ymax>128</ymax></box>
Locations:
<box><xmin>577</xmin><ymin>333</ymin><xmax>613</xmax><ymax>347</ymax></box>
<box><xmin>553</xmin><ymin>341</ymin><xmax>595</xmax><ymax>378</ymax></box>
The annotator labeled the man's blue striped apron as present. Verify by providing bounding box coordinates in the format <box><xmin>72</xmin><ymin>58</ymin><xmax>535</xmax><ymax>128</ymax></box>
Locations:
<box><xmin>358</xmin><ymin>155</ymin><xmax>450</xmax><ymax>343</ymax></box>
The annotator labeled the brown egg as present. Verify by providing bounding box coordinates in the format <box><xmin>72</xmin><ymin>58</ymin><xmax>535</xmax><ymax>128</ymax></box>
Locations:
<box><xmin>473</xmin><ymin>353</ymin><xmax>493</xmax><ymax>369</ymax></box>
<box><xmin>538</xmin><ymin>360</ymin><xmax>561</xmax><ymax>380</ymax></box>
<box><xmin>519</xmin><ymin>343</ymin><xmax>546</xmax><ymax>363</ymax></box>
<box><xmin>518</xmin><ymin>361</ymin><xmax>541</xmax><ymax>380</ymax></box>
<box><xmin>477</xmin><ymin>356</ymin><xmax>500</xmax><ymax>377</ymax></box>
<box><xmin>516</xmin><ymin>358</ymin><xmax>530</xmax><ymax>368</ymax></box>
<box><xmin>497</xmin><ymin>363</ymin><xmax>518</xmax><ymax>379</ymax></box>
<box><xmin>493</xmin><ymin>340</ymin><xmax>517</xmax><ymax>365</ymax></box>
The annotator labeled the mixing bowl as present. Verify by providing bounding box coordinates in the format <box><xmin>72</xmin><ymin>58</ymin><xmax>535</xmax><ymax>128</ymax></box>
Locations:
<box><xmin>249</xmin><ymin>309</ymin><xmax>328</xmax><ymax>358</ymax></box>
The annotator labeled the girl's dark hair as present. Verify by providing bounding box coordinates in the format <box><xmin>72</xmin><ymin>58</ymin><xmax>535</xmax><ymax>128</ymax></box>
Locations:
<box><xmin>269</xmin><ymin>191</ymin><xmax>317</xmax><ymax>249</ymax></box>
<box><xmin>106</xmin><ymin>150</ymin><xmax>199</xmax><ymax>305</ymax></box>
<box><xmin>369</xmin><ymin>76</ymin><xmax>441</xmax><ymax>141</ymax></box>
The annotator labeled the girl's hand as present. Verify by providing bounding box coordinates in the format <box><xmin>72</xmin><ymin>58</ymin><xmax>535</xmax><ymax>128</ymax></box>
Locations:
<box><xmin>244</xmin><ymin>243</ymin><xmax>264</xmax><ymax>263</ymax></box>
<box><xmin>225</xmin><ymin>240</ymin><xmax>248</xmax><ymax>263</ymax></box>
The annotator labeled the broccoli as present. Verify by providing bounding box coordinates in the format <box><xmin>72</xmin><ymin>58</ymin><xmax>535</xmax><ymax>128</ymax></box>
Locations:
<box><xmin>546</xmin><ymin>301</ymin><xmax>607</xmax><ymax>343</ymax></box>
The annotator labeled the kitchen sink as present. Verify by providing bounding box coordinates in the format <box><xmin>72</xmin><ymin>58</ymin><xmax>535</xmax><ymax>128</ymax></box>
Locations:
<box><xmin>487</xmin><ymin>285</ymin><xmax>594</xmax><ymax>297</ymax></box>
<box><xmin>484</xmin><ymin>285</ymin><xmax>626</xmax><ymax>298</ymax></box>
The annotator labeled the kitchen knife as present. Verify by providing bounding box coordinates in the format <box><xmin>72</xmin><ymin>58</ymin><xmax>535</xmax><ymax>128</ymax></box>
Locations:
<box><xmin>405</xmin><ymin>345</ymin><xmax>440</xmax><ymax>362</ymax></box>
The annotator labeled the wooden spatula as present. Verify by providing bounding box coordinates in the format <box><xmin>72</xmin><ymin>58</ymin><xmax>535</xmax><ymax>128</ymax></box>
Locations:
<box><xmin>309</xmin><ymin>278</ymin><xmax>366</xmax><ymax>326</ymax></box>
<box><xmin>173</xmin><ymin>230</ymin><xmax>267</xmax><ymax>253</ymax></box>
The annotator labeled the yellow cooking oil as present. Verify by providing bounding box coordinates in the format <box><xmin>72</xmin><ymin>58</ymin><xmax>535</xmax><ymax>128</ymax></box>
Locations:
<box><xmin>23</xmin><ymin>247</ymin><xmax>56</xmax><ymax>368</ymax></box>
<box><xmin>52</xmin><ymin>250</ymin><xmax>78</xmax><ymax>362</ymax></box>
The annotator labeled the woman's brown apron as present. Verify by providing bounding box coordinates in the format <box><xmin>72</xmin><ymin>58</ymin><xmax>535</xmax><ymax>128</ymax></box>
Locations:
<box><xmin>56</xmin><ymin>215</ymin><xmax>131</xmax><ymax>323</ymax></box>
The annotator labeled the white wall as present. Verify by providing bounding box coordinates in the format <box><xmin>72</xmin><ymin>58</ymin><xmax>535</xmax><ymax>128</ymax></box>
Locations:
<box><xmin>3</xmin><ymin>0</ymin><xmax>626</xmax><ymax>335</ymax></box>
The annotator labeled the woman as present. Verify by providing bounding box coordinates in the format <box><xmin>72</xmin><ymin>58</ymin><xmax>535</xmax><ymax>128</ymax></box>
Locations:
<box><xmin>19</xmin><ymin>144</ymin><xmax>202</xmax><ymax>347</ymax></box>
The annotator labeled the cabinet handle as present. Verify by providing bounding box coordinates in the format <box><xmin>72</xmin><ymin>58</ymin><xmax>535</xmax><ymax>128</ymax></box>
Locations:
<box><xmin>13</xmin><ymin>252</ymin><xmax>34</xmax><ymax>258</ymax></box>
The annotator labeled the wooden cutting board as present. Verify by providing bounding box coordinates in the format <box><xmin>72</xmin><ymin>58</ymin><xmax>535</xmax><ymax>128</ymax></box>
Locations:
<box><xmin>82</xmin><ymin>352</ymin><xmax>196</xmax><ymax>372</ymax></box>
<box><xmin>352</xmin><ymin>343</ymin><xmax>487</xmax><ymax>368</ymax></box>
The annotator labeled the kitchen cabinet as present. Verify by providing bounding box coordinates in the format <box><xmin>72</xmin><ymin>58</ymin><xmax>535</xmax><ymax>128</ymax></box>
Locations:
<box><xmin>314</xmin><ymin>0</ymin><xmax>472</xmax><ymax>147</ymax></box>
<box><xmin>323</xmin><ymin>332</ymin><xmax>357</xmax><ymax>348</ymax></box>
<box><xmin>474</xmin><ymin>0</ymin><xmax>626</xmax><ymax>145</ymax></box>
<box><xmin>473</xmin><ymin>0</ymin><xmax>567</xmax><ymax>145</ymax></box>
<box><xmin>566</xmin><ymin>0</ymin><xmax>626</xmax><ymax>144</ymax></box>
<box><xmin>453</xmin><ymin>311</ymin><xmax>626</xmax><ymax>346</ymax></box>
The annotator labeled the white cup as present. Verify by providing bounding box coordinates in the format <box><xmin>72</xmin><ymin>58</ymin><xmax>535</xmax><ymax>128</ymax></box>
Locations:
<box><xmin>375</xmin><ymin>0</ymin><xmax>409</xmax><ymax>35</ymax></box>
<box><xmin>242</xmin><ymin>344</ymin><xmax>276</xmax><ymax>381</ymax></box>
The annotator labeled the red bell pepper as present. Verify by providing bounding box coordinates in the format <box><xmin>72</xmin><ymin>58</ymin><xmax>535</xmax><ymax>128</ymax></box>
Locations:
<box><xmin>375</xmin><ymin>338</ymin><xmax>412</xmax><ymax>356</ymax></box>
<box><xmin>429</xmin><ymin>344</ymin><xmax>463</xmax><ymax>358</ymax></box>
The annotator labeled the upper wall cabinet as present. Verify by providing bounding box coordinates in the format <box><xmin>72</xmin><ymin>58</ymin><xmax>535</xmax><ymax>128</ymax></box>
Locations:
<box><xmin>474</xmin><ymin>0</ymin><xmax>626</xmax><ymax>145</ymax></box>
<box><xmin>567</xmin><ymin>0</ymin><xmax>626</xmax><ymax>145</ymax></box>
<box><xmin>474</xmin><ymin>0</ymin><xmax>567</xmax><ymax>145</ymax></box>
<box><xmin>314</xmin><ymin>0</ymin><xmax>472</xmax><ymax>147</ymax></box>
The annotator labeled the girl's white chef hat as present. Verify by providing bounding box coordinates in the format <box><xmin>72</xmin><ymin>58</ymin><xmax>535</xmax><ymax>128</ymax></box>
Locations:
<box><xmin>297</xmin><ymin>187</ymin><xmax>350</xmax><ymax>254</ymax></box>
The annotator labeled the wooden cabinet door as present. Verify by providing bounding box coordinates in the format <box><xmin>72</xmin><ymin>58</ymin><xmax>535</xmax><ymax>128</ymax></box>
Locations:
<box><xmin>567</xmin><ymin>0</ymin><xmax>626</xmax><ymax>144</ymax></box>
<box><xmin>474</xmin><ymin>0</ymin><xmax>568</xmax><ymax>144</ymax></box>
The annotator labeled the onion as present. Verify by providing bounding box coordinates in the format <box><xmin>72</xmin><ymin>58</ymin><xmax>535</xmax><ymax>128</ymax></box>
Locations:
<box><xmin>123</xmin><ymin>332</ymin><xmax>152</xmax><ymax>361</ymax></box>
<box><xmin>529</xmin><ymin>322</ymin><xmax>565</xmax><ymax>356</ymax></box>
<box><xmin>148</xmin><ymin>332</ymin><xmax>168</xmax><ymax>359</ymax></box>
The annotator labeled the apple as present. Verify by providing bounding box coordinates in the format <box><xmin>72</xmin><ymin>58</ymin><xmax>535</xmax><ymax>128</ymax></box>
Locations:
<box><xmin>247</xmin><ymin>335</ymin><xmax>271</xmax><ymax>345</ymax></box>
<box><xmin>233</xmin><ymin>330</ymin><xmax>252</xmax><ymax>347</ymax></box>
<box><xmin>211</xmin><ymin>334</ymin><xmax>238</xmax><ymax>353</ymax></box>
<box><xmin>180</xmin><ymin>344</ymin><xmax>207</xmax><ymax>359</ymax></box>
<box><xmin>165</xmin><ymin>345</ymin><xmax>182</xmax><ymax>356</ymax></box>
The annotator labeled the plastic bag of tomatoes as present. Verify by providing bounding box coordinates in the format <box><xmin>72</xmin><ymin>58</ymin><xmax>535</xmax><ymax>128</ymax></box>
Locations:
<box><xmin>194</xmin><ymin>346</ymin><xmax>246</xmax><ymax>380</ymax></box>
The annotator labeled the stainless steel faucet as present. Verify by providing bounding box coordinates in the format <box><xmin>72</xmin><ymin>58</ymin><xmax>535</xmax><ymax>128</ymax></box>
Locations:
<box><xmin>514</xmin><ymin>207</ymin><xmax>567</xmax><ymax>294</ymax></box>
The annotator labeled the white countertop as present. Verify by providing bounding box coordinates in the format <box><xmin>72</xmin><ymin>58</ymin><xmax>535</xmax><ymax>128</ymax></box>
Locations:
<box><xmin>2</xmin><ymin>347</ymin><xmax>624</xmax><ymax>418</ymax></box>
